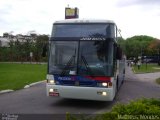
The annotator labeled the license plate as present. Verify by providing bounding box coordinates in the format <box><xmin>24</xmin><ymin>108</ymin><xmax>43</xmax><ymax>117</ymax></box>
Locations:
<box><xmin>49</xmin><ymin>92</ymin><xmax>59</xmax><ymax>96</ymax></box>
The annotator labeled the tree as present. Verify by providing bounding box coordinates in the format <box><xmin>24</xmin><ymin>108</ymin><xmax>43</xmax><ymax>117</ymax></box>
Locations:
<box><xmin>124</xmin><ymin>35</ymin><xmax>155</xmax><ymax>59</ymax></box>
<box><xmin>8</xmin><ymin>39</ymin><xmax>15</xmax><ymax>61</ymax></box>
<box><xmin>0</xmin><ymin>33</ymin><xmax>49</xmax><ymax>62</ymax></box>
<box><xmin>148</xmin><ymin>39</ymin><xmax>160</xmax><ymax>65</ymax></box>
<box><xmin>34</xmin><ymin>35</ymin><xmax>48</xmax><ymax>62</ymax></box>
<box><xmin>117</xmin><ymin>37</ymin><xmax>126</xmax><ymax>53</ymax></box>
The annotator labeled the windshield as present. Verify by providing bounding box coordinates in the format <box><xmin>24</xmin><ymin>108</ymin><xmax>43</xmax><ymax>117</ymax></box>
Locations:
<box><xmin>52</xmin><ymin>24</ymin><xmax>114</xmax><ymax>38</ymax></box>
<box><xmin>49</xmin><ymin>40</ymin><xmax>114</xmax><ymax>76</ymax></box>
<box><xmin>78</xmin><ymin>40</ymin><xmax>113</xmax><ymax>76</ymax></box>
<box><xmin>49</xmin><ymin>41</ymin><xmax>78</xmax><ymax>75</ymax></box>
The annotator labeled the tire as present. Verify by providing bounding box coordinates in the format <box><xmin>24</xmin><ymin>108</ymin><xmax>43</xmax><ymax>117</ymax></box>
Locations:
<box><xmin>114</xmin><ymin>77</ymin><xmax>119</xmax><ymax>100</ymax></box>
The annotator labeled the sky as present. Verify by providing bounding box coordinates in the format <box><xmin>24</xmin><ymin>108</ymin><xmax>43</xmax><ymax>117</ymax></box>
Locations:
<box><xmin>0</xmin><ymin>0</ymin><xmax>160</xmax><ymax>39</ymax></box>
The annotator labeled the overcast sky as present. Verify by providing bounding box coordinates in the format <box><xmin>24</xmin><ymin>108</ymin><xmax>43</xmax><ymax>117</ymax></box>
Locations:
<box><xmin>0</xmin><ymin>0</ymin><xmax>160</xmax><ymax>39</ymax></box>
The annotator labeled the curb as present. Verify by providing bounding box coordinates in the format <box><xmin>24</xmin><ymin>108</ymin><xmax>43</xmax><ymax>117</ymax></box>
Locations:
<box><xmin>0</xmin><ymin>80</ymin><xmax>46</xmax><ymax>94</ymax></box>
<box><xmin>24</xmin><ymin>80</ymin><xmax>46</xmax><ymax>89</ymax></box>
<box><xmin>0</xmin><ymin>89</ymin><xmax>14</xmax><ymax>94</ymax></box>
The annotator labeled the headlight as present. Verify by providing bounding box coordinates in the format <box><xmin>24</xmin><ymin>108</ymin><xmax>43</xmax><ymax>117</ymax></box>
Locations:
<box><xmin>48</xmin><ymin>80</ymin><xmax>55</xmax><ymax>84</ymax></box>
<box><xmin>97</xmin><ymin>91</ymin><xmax>108</xmax><ymax>96</ymax></box>
<box><xmin>102</xmin><ymin>92</ymin><xmax>107</xmax><ymax>96</ymax></box>
<box><xmin>49</xmin><ymin>88</ymin><xmax>54</xmax><ymax>92</ymax></box>
<box><xmin>102</xmin><ymin>82</ymin><xmax>108</xmax><ymax>87</ymax></box>
<box><xmin>46</xmin><ymin>74</ymin><xmax>54</xmax><ymax>80</ymax></box>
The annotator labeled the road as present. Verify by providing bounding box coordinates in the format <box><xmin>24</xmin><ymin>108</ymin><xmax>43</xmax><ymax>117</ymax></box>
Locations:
<box><xmin>0</xmin><ymin>66</ymin><xmax>159</xmax><ymax>118</ymax></box>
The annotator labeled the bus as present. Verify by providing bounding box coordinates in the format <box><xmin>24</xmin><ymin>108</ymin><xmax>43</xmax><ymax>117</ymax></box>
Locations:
<box><xmin>46</xmin><ymin>19</ymin><xmax>125</xmax><ymax>101</ymax></box>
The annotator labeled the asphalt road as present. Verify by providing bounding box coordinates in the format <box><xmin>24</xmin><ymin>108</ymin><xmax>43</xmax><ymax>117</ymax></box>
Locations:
<box><xmin>0</xmin><ymin>66</ymin><xmax>159</xmax><ymax>118</ymax></box>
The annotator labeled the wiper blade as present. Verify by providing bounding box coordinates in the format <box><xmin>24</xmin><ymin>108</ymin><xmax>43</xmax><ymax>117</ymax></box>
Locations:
<box><xmin>61</xmin><ymin>49</ymin><xmax>76</xmax><ymax>76</ymax></box>
<box><xmin>60</xmin><ymin>55</ymin><xmax>75</xmax><ymax>76</ymax></box>
<box><xmin>81</xmin><ymin>55</ymin><xmax>94</xmax><ymax>76</ymax></box>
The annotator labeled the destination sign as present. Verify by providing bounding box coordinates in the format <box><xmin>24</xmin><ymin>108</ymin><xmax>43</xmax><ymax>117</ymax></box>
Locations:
<box><xmin>65</xmin><ymin>7</ymin><xmax>79</xmax><ymax>19</ymax></box>
<box><xmin>80</xmin><ymin>37</ymin><xmax>106</xmax><ymax>41</ymax></box>
<box><xmin>66</xmin><ymin>9</ymin><xmax>75</xmax><ymax>16</ymax></box>
<box><xmin>50</xmin><ymin>37</ymin><xmax>107</xmax><ymax>41</ymax></box>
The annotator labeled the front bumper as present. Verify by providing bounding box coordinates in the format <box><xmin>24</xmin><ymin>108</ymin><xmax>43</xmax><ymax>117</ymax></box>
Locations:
<box><xmin>46</xmin><ymin>84</ymin><xmax>114</xmax><ymax>101</ymax></box>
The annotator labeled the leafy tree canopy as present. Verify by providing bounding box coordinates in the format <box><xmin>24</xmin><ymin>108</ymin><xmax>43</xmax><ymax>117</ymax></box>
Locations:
<box><xmin>119</xmin><ymin>35</ymin><xmax>158</xmax><ymax>59</ymax></box>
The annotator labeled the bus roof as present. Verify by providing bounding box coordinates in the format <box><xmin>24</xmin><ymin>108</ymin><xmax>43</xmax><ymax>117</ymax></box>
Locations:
<box><xmin>54</xmin><ymin>19</ymin><xmax>115</xmax><ymax>24</ymax></box>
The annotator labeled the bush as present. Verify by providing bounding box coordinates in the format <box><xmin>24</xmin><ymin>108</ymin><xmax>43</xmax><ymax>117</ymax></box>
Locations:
<box><xmin>112</xmin><ymin>98</ymin><xmax>160</xmax><ymax>115</ymax></box>
<box><xmin>66</xmin><ymin>98</ymin><xmax>160</xmax><ymax>120</ymax></box>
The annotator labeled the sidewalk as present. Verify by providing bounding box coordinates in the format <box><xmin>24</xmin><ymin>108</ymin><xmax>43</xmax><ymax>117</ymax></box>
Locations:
<box><xmin>127</xmin><ymin>65</ymin><xmax>160</xmax><ymax>85</ymax></box>
<box><xmin>116</xmin><ymin>66</ymin><xmax>160</xmax><ymax>103</ymax></box>
<box><xmin>135</xmin><ymin>72</ymin><xmax>160</xmax><ymax>84</ymax></box>
<box><xmin>127</xmin><ymin>66</ymin><xmax>160</xmax><ymax>84</ymax></box>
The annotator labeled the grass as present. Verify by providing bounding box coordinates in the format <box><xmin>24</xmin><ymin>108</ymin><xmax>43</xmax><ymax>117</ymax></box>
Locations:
<box><xmin>156</xmin><ymin>78</ymin><xmax>160</xmax><ymax>85</ymax></box>
<box><xmin>132</xmin><ymin>63</ymin><xmax>160</xmax><ymax>74</ymax></box>
<box><xmin>0</xmin><ymin>63</ymin><xmax>47</xmax><ymax>90</ymax></box>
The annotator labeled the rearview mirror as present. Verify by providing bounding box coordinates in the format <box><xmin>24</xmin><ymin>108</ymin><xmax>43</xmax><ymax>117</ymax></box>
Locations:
<box><xmin>116</xmin><ymin>46</ymin><xmax>122</xmax><ymax>60</ymax></box>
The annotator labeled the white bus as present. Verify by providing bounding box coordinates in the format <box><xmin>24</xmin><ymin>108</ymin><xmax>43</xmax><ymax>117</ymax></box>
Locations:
<box><xmin>46</xmin><ymin>19</ymin><xmax>125</xmax><ymax>101</ymax></box>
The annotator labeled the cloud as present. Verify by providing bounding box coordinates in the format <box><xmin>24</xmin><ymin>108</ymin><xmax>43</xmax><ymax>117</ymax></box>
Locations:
<box><xmin>0</xmin><ymin>0</ymin><xmax>53</xmax><ymax>35</ymax></box>
<box><xmin>116</xmin><ymin>0</ymin><xmax>160</xmax><ymax>7</ymax></box>
<box><xmin>0</xmin><ymin>0</ymin><xmax>160</xmax><ymax>38</ymax></box>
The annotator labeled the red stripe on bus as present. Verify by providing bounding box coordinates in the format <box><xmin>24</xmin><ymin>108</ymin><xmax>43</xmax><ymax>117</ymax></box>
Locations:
<box><xmin>85</xmin><ymin>76</ymin><xmax>111</xmax><ymax>82</ymax></box>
